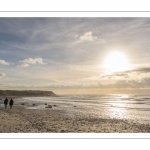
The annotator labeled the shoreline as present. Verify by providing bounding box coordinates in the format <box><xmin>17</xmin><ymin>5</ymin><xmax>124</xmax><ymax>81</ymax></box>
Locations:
<box><xmin>0</xmin><ymin>106</ymin><xmax>150</xmax><ymax>133</ymax></box>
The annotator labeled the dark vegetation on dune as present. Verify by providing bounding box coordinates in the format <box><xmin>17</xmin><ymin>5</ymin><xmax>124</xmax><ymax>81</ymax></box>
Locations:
<box><xmin>0</xmin><ymin>90</ymin><xmax>57</xmax><ymax>97</ymax></box>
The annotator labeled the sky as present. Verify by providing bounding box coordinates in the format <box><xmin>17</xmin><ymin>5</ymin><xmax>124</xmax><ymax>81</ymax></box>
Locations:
<box><xmin>1</xmin><ymin>18</ymin><xmax>150</xmax><ymax>95</ymax></box>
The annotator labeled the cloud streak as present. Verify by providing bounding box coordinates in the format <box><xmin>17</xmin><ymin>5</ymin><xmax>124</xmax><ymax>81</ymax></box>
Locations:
<box><xmin>101</xmin><ymin>67</ymin><xmax>150</xmax><ymax>79</ymax></box>
<box><xmin>101</xmin><ymin>72</ymin><xmax>129</xmax><ymax>78</ymax></box>
<box><xmin>126</xmin><ymin>67</ymin><xmax>150</xmax><ymax>74</ymax></box>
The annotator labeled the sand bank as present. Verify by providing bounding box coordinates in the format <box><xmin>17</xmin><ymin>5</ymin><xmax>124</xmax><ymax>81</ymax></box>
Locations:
<box><xmin>0</xmin><ymin>106</ymin><xmax>150</xmax><ymax>133</ymax></box>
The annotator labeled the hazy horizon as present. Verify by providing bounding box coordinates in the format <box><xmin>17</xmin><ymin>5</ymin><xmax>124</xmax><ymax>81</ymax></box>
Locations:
<box><xmin>1</xmin><ymin>18</ymin><xmax>150</xmax><ymax>95</ymax></box>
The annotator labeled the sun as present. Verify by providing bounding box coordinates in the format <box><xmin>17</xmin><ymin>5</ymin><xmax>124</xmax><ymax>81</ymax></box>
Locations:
<box><xmin>104</xmin><ymin>51</ymin><xmax>130</xmax><ymax>72</ymax></box>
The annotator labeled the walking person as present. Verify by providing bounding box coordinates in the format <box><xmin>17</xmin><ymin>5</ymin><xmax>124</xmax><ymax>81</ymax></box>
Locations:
<box><xmin>9</xmin><ymin>98</ymin><xmax>14</xmax><ymax>109</ymax></box>
<box><xmin>4</xmin><ymin>97</ymin><xmax>8</xmax><ymax>109</ymax></box>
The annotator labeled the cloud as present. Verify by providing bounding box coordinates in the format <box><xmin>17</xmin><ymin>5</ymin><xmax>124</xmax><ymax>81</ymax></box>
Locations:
<box><xmin>126</xmin><ymin>67</ymin><xmax>150</xmax><ymax>74</ymax></box>
<box><xmin>79</xmin><ymin>31</ymin><xmax>97</xmax><ymax>42</ymax></box>
<box><xmin>20</xmin><ymin>58</ymin><xmax>47</xmax><ymax>65</ymax></box>
<box><xmin>0</xmin><ymin>59</ymin><xmax>10</xmax><ymax>65</ymax></box>
<box><xmin>101</xmin><ymin>67</ymin><xmax>150</xmax><ymax>79</ymax></box>
<box><xmin>0</xmin><ymin>73</ymin><xmax>6</xmax><ymax>77</ymax></box>
<box><xmin>92</xmin><ymin>77</ymin><xmax>150</xmax><ymax>89</ymax></box>
<box><xmin>17</xmin><ymin>63</ymin><xmax>30</xmax><ymax>68</ymax></box>
<box><xmin>34</xmin><ymin>77</ymin><xmax>150</xmax><ymax>89</ymax></box>
<box><xmin>101</xmin><ymin>72</ymin><xmax>129</xmax><ymax>78</ymax></box>
<box><xmin>107</xmin><ymin>78</ymin><xmax>150</xmax><ymax>89</ymax></box>
<box><xmin>17</xmin><ymin>58</ymin><xmax>47</xmax><ymax>68</ymax></box>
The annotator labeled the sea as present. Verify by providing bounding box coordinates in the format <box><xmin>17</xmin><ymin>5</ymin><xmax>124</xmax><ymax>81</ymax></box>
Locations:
<box><xmin>13</xmin><ymin>94</ymin><xmax>150</xmax><ymax>125</ymax></box>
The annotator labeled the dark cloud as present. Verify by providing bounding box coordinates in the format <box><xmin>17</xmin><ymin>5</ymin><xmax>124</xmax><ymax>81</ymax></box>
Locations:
<box><xmin>101</xmin><ymin>72</ymin><xmax>129</xmax><ymax>78</ymax></box>
<box><xmin>101</xmin><ymin>67</ymin><xmax>150</xmax><ymax>79</ymax></box>
<box><xmin>126</xmin><ymin>67</ymin><xmax>150</xmax><ymax>74</ymax></box>
<box><xmin>100</xmin><ymin>77</ymin><xmax>150</xmax><ymax>89</ymax></box>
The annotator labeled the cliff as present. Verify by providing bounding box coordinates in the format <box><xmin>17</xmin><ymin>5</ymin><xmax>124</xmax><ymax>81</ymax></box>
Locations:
<box><xmin>0</xmin><ymin>90</ymin><xmax>57</xmax><ymax>97</ymax></box>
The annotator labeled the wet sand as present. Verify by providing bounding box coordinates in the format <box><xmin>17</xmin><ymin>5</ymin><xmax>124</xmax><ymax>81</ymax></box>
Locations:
<box><xmin>0</xmin><ymin>106</ymin><xmax>150</xmax><ymax>133</ymax></box>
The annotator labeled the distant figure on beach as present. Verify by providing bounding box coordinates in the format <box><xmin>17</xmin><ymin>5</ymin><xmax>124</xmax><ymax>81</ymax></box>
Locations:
<box><xmin>4</xmin><ymin>97</ymin><xmax>8</xmax><ymax>109</ymax></box>
<box><xmin>9</xmin><ymin>98</ymin><xmax>14</xmax><ymax>109</ymax></box>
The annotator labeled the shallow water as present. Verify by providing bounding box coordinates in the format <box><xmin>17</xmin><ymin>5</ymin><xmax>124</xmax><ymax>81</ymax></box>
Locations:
<box><xmin>4</xmin><ymin>94</ymin><xmax>150</xmax><ymax>125</ymax></box>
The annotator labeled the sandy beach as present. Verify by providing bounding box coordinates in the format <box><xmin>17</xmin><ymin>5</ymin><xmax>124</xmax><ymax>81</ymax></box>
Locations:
<box><xmin>0</xmin><ymin>105</ymin><xmax>150</xmax><ymax>133</ymax></box>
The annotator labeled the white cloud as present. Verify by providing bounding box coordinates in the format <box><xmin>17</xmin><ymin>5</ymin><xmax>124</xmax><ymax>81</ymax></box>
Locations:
<box><xmin>79</xmin><ymin>31</ymin><xmax>97</xmax><ymax>42</ymax></box>
<box><xmin>0</xmin><ymin>59</ymin><xmax>10</xmax><ymax>65</ymax></box>
<box><xmin>17</xmin><ymin>63</ymin><xmax>30</xmax><ymax>68</ymax></box>
<box><xmin>19</xmin><ymin>58</ymin><xmax>47</xmax><ymax>65</ymax></box>
<box><xmin>0</xmin><ymin>73</ymin><xmax>6</xmax><ymax>77</ymax></box>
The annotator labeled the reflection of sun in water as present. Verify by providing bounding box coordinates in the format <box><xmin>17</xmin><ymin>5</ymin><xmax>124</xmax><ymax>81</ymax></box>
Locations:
<box><xmin>107</xmin><ymin>94</ymin><xmax>129</xmax><ymax>119</ymax></box>
<box><xmin>104</xmin><ymin>51</ymin><xmax>130</xmax><ymax>72</ymax></box>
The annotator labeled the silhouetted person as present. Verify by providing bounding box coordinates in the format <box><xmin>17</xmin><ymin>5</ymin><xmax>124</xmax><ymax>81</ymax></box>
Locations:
<box><xmin>9</xmin><ymin>98</ymin><xmax>14</xmax><ymax>109</ymax></box>
<box><xmin>4</xmin><ymin>97</ymin><xmax>8</xmax><ymax>109</ymax></box>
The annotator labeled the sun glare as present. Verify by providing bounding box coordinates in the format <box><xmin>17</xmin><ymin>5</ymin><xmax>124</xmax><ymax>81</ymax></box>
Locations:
<box><xmin>104</xmin><ymin>51</ymin><xmax>130</xmax><ymax>72</ymax></box>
